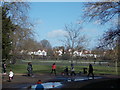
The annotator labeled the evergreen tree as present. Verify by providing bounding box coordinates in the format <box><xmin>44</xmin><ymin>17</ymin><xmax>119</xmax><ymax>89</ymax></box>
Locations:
<box><xmin>2</xmin><ymin>7</ymin><xmax>14</xmax><ymax>62</ymax></box>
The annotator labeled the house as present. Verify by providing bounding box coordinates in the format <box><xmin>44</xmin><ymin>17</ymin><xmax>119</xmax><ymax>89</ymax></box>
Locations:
<box><xmin>27</xmin><ymin>49</ymin><xmax>47</xmax><ymax>56</ymax></box>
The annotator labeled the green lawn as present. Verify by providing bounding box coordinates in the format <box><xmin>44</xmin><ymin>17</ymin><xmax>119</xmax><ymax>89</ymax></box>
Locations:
<box><xmin>6</xmin><ymin>63</ymin><xmax>118</xmax><ymax>75</ymax></box>
<box><xmin>5</xmin><ymin>59</ymin><xmax>119</xmax><ymax>75</ymax></box>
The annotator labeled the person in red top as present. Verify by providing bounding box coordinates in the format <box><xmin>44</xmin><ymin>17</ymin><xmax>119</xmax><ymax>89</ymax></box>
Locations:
<box><xmin>36</xmin><ymin>80</ymin><xmax>42</xmax><ymax>84</ymax></box>
<box><xmin>51</xmin><ymin>63</ymin><xmax>56</xmax><ymax>75</ymax></box>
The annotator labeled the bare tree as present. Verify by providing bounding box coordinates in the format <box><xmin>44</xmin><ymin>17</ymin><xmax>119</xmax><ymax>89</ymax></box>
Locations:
<box><xmin>62</xmin><ymin>23</ymin><xmax>87</xmax><ymax>63</ymax></box>
<box><xmin>1</xmin><ymin>2</ymin><xmax>31</xmax><ymax>27</ymax></box>
<box><xmin>83</xmin><ymin>1</ymin><xmax>120</xmax><ymax>74</ymax></box>
<box><xmin>99</xmin><ymin>26</ymin><xmax>119</xmax><ymax>49</ymax></box>
<box><xmin>83</xmin><ymin>2</ymin><xmax>119</xmax><ymax>24</ymax></box>
<box><xmin>40</xmin><ymin>39</ymin><xmax>52</xmax><ymax>49</ymax></box>
<box><xmin>40</xmin><ymin>39</ymin><xmax>53</xmax><ymax>59</ymax></box>
<box><xmin>83</xmin><ymin>1</ymin><xmax>119</xmax><ymax>52</ymax></box>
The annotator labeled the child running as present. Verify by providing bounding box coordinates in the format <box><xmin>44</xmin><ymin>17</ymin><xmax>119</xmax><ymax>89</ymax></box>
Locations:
<box><xmin>8</xmin><ymin>69</ymin><xmax>14</xmax><ymax>82</ymax></box>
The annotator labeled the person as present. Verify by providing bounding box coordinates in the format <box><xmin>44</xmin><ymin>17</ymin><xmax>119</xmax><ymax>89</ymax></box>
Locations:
<box><xmin>71</xmin><ymin>63</ymin><xmax>74</xmax><ymax>67</ymax></box>
<box><xmin>51</xmin><ymin>63</ymin><xmax>56</xmax><ymax>75</ymax></box>
<box><xmin>8</xmin><ymin>69</ymin><xmax>14</xmax><ymax>82</ymax></box>
<box><xmin>70</xmin><ymin>67</ymin><xmax>76</xmax><ymax>76</ymax></box>
<box><xmin>36</xmin><ymin>80</ymin><xmax>42</xmax><ymax>84</ymax></box>
<box><xmin>2</xmin><ymin>62</ymin><xmax>6</xmax><ymax>74</ymax></box>
<box><xmin>27</xmin><ymin>62</ymin><xmax>33</xmax><ymax>76</ymax></box>
<box><xmin>64</xmin><ymin>66</ymin><xmax>69</xmax><ymax>76</ymax></box>
<box><xmin>36</xmin><ymin>80</ymin><xmax>44</xmax><ymax>90</ymax></box>
<box><xmin>87</xmin><ymin>64</ymin><xmax>94</xmax><ymax>79</ymax></box>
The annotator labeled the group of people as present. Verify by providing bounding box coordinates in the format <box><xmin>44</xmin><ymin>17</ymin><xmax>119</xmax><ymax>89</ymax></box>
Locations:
<box><xmin>33</xmin><ymin>63</ymin><xmax>94</xmax><ymax>90</ymax></box>
<box><xmin>2</xmin><ymin>62</ymin><xmax>33</xmax><ymax>82</ymax></box>
<box><xmin>27</xmin><ymin>62</ymin><xmax>94</xmax><ymax>79</ymax></box>
<box><xmin>50</xmin><ymin>63</ymin><xmax>76</xmax><ymax>76</ymax></box>
<box><xmin>2</xmin><ymin>61</ymin><xmax>94</xmax><ymax>82</ymax></box>
<box><xmin>2</xmin><ymin>62</ymin><xmax>14</xmax><ymax>82</ymax></box>
<box><xmin>50</xmin><ymin>63</ymin><xmax>94</xmax><ymax>79</ymax></box>
<box><xmin>61</xmin><ymin>64</ymin><xmax>76</xmax><ymax>76</ymax></box>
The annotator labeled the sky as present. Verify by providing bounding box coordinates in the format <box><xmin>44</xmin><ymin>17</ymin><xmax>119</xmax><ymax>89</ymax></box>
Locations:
<box><xmin>4</xmin><ymin>0</ymin><xmax>119</xmax><ymax>2</ymax></box>
<box><xmin>28</xmin><ymin>2</ymin><xmax>110</xmax><ymax>50</ymax></box>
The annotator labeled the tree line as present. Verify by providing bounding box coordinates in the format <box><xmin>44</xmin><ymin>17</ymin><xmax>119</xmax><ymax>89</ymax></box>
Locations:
<box><xmin>1</xmin><ymin>1</ymin><xmax>119</xmax><ymax>65</ymax></box>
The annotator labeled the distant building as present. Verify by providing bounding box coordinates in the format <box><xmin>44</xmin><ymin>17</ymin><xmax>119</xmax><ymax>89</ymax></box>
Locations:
<box><xmin>22</xmin><ymin>48</ymin><xmax>99</xmax><ymax>58</ymax></box>
<box><xmin>54</xmin><ymin>49</ymin><xmax>63</xmax><ymax>56</ymax></box>
<box><xmin>27</xmin><ymin>49</ymin><xmax>47</xmax><ymax>56</ymax></box>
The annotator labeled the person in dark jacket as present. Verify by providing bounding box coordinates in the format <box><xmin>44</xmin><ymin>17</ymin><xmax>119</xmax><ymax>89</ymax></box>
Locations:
<box><xmin>2</xmin><ymin>62</ymin><xmax>6</xmax><ymax>74</ymax></box>
<box><xmin>64</xmin><ymin>66</ymin><xmax>69</xmax><ymax>76</ymax></box>
<box><xmin>27</xmin><ymin>62</ymin><xmax>33</xmax><ymax>76</ymax></box>
<box><xmin>87</xmin><ymin>64</ymin><xmax>94</xmax><ymax>79</ymax></box>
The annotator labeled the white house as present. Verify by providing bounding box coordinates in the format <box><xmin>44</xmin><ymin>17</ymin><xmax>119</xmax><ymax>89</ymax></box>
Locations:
<box><xmin>73</xmin><ymin>51</ymin><xmax>79</xmax><ymax>56</ymax></box>
<box><xmin>27</xmin><ymin>50</ymin><xmax>47</xmax><ymax>56</ymax></box>
<box><xmin>42</xmin><ymin>50</ymin><xmax>47</xmax><ymax>56</ymax></box>
<box><xmin>55</xmin><ymin>49</ymin><xmax>63</xmax><ymax>56</ymax></box>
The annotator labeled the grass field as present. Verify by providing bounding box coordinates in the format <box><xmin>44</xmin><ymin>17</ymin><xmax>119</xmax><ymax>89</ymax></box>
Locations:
<box><xmin>5</xmin><ymin>59</ymin><xmax>119</xmax><ymax>75</ymax></box>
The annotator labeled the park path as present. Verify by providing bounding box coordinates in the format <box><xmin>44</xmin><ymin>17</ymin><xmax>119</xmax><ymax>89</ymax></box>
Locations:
<box><xmin>2</xmin><ymin>73</ymin><xmax>56</xmax><ymax>89</ymax></box>
<box><xmin>2</xmin><ymin>73</ymin><xmax>120</xmax><ymax>89</ymax></box>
